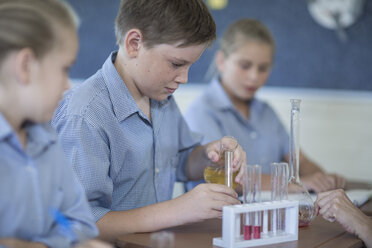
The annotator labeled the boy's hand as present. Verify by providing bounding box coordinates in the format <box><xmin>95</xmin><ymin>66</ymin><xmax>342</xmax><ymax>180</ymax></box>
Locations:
<box><xmin>179</xmin><ymin>183</ymin><xmax>240</xmax><ymax>222</ymax></box>
<box><xmin>204</xmin><ymin>136</ymin><xmax>246</xmax><ymax>185</ymax></box>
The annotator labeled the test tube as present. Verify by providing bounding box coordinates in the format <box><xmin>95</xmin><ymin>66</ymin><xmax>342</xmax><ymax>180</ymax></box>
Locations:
<box><xmin>221</xmin><ymin>136</ymin><xmax>237</xmax><ymax>189</ymax></box>
<box><xmin>262</xmin><ymin>205</ymin><xmax>269</xmax><ymax>238</ymax></box>
<box><xmin>252</xmin><ymin>165</ymin><xmax>262</xmax><ymax>239</ymax></box>
<box><xmin>278</xmin><ymin>163</ymin><xmax>288</xmax><ymax>233</ymax></box>
<box><xmin>224</xmin><ymin>150</ymin><xmax>233</xmax><ymax>188</ymax></box>
<box><xmin>270</xmin><ymin>163</ymin><xmax>279</xmax><ymax>235</ymax></box>
<box><xmin>270</xmin><ymin>162</ymin><xmax>289</xmax><ymax>235</ymax></box>
<box><xmin>243</xmin><ymin>164</ymin><xmax>252</xmax><ymax>240</ymax></box>
<box><xmin>243</xmin><ymin>165</ymin><xmax>262</xmax><ymax>240</ymax></box>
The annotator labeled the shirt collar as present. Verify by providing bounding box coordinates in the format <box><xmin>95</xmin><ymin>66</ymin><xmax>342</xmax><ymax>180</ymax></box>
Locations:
<box><xmin>206</xmin><ymin>77</ymin><xmax>263</xmax><ymax>117</ymax></box>
<box><xmin>28</xmin><ymin>123</ymin><xmax>56</xmax><ymax>146</ymax></box>
<box><xmin>102</xmin><ymin>51</ymin><xmax>171</xmax><ymax>123</ymax></box>
<box><xmin>0</xmin><ymin>112</ymin><xmax>56</xmax><ymax>156</ymax></box>
<box><xmin>101</xmin><ymin>52</ymin><xmax>139</xmax><ymax>122</ymax></box>
<box><xmin>206</xmin><ymin>77</ymin><xmax>236</xmax><ymax>110</ymax></box>
<box><xmin>0</xmin><ymin>112</ymin><xmax>13</xmax><ymax>141</ymax></box>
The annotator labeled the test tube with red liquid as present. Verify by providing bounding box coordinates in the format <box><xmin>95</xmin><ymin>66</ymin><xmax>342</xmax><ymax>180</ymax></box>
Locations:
<box><xmin>243</xmin><ymin>213</ymin><xmax>252</xmax><ymax>240</ymax></box>
<box><xmin>253</xmin><ymin>211</ymin><xmax>261</xmax><ymax>239</ymax></box>
<box><xmin>243</xmin><ymin>164</ymin><xmax>262</xmax><ymax>240</ymax></box>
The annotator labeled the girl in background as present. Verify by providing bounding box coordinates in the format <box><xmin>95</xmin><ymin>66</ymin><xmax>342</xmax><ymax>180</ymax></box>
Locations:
<box><xmin>185</xmin><ymin>19</ymin><xmax>346</xmax><ymax>192</ymax></box>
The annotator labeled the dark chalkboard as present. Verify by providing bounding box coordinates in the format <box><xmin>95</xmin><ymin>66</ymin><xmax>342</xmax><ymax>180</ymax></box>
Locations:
<box><xmin>66</xmin><ymin>0</ymin><xmax>372</xmax><ymax>91</ymax></box>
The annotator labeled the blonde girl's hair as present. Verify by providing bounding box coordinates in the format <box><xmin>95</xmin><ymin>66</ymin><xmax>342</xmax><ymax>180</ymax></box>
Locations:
<box><xmin>220</xmin><ymin>19</ymin><xmax>275</xmax><ymax>58</ymax></box>
<box><xmin>204</xmin><ymin>19</ymin><xmax>275</xmax><ymax>82</ymax></box>
<box><xmin>0</xmin><ymin>0</ymin><xmax>79</xmax><ymax>63</ymax></box>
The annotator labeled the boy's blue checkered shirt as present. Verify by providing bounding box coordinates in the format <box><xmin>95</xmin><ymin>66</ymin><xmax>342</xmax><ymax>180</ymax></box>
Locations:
<box><xmin>52</xmin><ymin>52</ymin><xmax>201</xmax><ymax>221</ymax></box>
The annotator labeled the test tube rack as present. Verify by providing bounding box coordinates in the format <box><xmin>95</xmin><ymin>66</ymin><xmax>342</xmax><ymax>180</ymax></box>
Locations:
<box><xmin>213</xmin><ymin>200</ymin><xmax>299</xmax><ymax>248</ymax></box>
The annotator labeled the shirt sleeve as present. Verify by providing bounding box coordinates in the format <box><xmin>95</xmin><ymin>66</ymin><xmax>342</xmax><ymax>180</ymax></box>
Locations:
<box><xmin>166</xmin><ymin>98</ymin><xmax>202</xmax><ymax>182</ymax></box>
<box><xmin>176</xmin><ymin>117</ymin><xmax>203</xmax><ymax>182</ymax></box>
<box><xmin>32</xmin><ymin>156</ymin><xmax>98</xmax><ymax>247</ymax></box>
<box><xmin>183</xmin><ymin>101</ymin><xmax>225</xmax><ymax>189</ymax></box>
<box><xmin>53</xmin><ymin>114</ymin><xmax>113</xmax><ymax>222</ymax></box>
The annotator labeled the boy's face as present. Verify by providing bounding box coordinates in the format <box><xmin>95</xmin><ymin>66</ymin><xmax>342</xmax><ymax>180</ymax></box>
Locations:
<box><xmin>130</xmin><ymin>42</ymin><xmax>207</xmax><ymax>101</ymax></box>
<box><xmin>28</xmin><ymin>27</ymin><xmax>78</xmax><ymax>123</ymax></box>
<box><xmin>217</xmin><ymin>41</ymin><xmax>272</xmax><ymax>101</ymax></box>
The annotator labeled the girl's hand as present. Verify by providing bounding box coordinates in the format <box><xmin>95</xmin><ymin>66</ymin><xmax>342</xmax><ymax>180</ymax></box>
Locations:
<box><xmin>75</xmin><ymin>239</ymin><xmax>113</xmax><ymax>248</ymax></box>
<box><xmin>302</xmin><ymin>172</ymin><xmax>346</xmax><ymax>193</ymax></box>
<box><xmin>0</xmin><ymin>239</ymin><xmax>47</xmax><ymax>248</ymax></box>
<box><xmin>315</xmin><ymin>189</ymin><xmax>371</xmax><ymax>239</ymax></box>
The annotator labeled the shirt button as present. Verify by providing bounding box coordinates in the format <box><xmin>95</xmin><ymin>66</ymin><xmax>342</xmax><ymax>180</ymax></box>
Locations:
<box><xmin>26</xmin><ymin>165</ymin><xmax>35</xmax><ymax>173</ymax></box>
<box><xmin>250</xmin><ymin>132</ymin><xmax>257</xmax><ymax>139</ymax></box>
<box><xmin>155</xmin><ymin>167</ymin><xmax>160</xmax><ymax>173</ymax></box>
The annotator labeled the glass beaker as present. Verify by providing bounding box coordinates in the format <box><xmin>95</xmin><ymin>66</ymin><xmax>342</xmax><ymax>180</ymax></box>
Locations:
<box><xmin>203</xmin><ymin>166</ymin><xmax>239</xmax><ymax>189</ymax></box>
<box><xmin>203</xmin><ymin>136</ymin><xmax>238</xmax><ymax>189</ymax></box>
<box><xmin>288</xmin><ymin>99</ymin><xmax>315</xmax><ymax>227</ymax></box>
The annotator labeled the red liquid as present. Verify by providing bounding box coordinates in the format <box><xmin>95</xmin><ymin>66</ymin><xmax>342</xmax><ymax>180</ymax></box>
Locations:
<box><xmin>243</xmin><ymin>225</ymin><xmax>252</xmax><ymax>240</ymax></box>
<box><xmin>299</xmin><ymin>220</ymin><xmax>311</xmax><ymax>228</ymax></box>
<box><xmin>253</xmin><ymin>226</ymin><xmax>261</xmax><ymax>239</ymax></box>
<box><xmin>299</xmin><ymin>210</ymin><xmax>312</xmax><ymax>227</ymax></box>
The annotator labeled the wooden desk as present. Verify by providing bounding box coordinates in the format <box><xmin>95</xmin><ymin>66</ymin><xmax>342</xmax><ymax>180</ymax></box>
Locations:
<box><xmin>116</xmin><ymin>200</ymin><xmax>371</xmax><ymax>248</ymax></box>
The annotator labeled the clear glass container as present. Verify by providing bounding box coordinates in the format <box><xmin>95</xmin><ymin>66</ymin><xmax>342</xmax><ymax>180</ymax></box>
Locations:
<box><xmin>270</xmin><ymin>162</ymin><xmax>289</xmax><ymax>234</ymax></box>
<box><xmin>288</xmin><ymin>99</ymin><xmax>315</xmax><ymax>227</ymax></box>
<box><xmin>243</xmin><ymin>165</ymin><xmax>262</xmax><ymax>240</ymax></box>
<box><xmin>203</xmin><ymin>166</ymin><xmax>238</xmax><ymax>189</ymax></box>
<box><xmin>203</xmin><ymin>136</ymin><xmax>238</xmax><ymax>189</ymax></box>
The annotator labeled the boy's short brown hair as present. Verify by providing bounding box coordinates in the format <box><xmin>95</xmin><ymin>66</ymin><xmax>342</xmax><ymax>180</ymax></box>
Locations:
<box><xmin>115</xmin><ymin>0</ymin><xmax>216</xmax><ymax>48</ymax></box>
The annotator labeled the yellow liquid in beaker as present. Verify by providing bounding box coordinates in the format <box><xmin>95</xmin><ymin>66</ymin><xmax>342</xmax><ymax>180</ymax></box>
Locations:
<box><xmin>204</xmin><ymin>166</ymin><xmax>238</xmax><ymax>189</ymax></box>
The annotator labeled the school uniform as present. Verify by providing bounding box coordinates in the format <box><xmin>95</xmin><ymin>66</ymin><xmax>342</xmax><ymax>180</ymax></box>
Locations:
<box><xmin>52</xmin><ymin>52</ymin><xmax>201</xmax><ymax>221</ymax></box>
<box><xmin>0</xmin><ymin>113</ymin><xmax>98</xmax><ymax>247</ymax></box>
<box><xmin>184</xmin><ymin>78</ymin><xmax>289</xmax><ymax>190</ymax></box>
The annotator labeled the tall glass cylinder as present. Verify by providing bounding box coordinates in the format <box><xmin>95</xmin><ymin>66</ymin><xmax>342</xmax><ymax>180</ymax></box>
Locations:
<box><xmin>288</xmin><ymin>99</ymin><xmax>315</xmax><ymax>227</ymax></box>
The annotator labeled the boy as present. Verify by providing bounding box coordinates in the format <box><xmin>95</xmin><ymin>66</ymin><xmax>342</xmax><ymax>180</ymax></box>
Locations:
<box><xmin>52</xmin><ymin>0</ymin><xmax>246</xmax><ymax>241</ymax></box>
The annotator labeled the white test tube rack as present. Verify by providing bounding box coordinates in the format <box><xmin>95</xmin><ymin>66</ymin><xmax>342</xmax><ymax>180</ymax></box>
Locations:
<box><xmin>213</xmin><ymin>200</ymin><xmax>299</xmax><ymax>248</ymax></box>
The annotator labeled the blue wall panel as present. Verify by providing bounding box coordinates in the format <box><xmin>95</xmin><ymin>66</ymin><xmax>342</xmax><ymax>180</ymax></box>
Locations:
<box><xmin>66</xmin><ymin>0</ymin><xmax>372</xmax><ymax>91</ymax></box>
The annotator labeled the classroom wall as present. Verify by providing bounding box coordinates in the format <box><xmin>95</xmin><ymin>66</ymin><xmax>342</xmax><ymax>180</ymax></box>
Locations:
<box><xmin>66</xmin><ymin>0</ymin><xmax>372</xmax><ymax>91</ymax></box>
